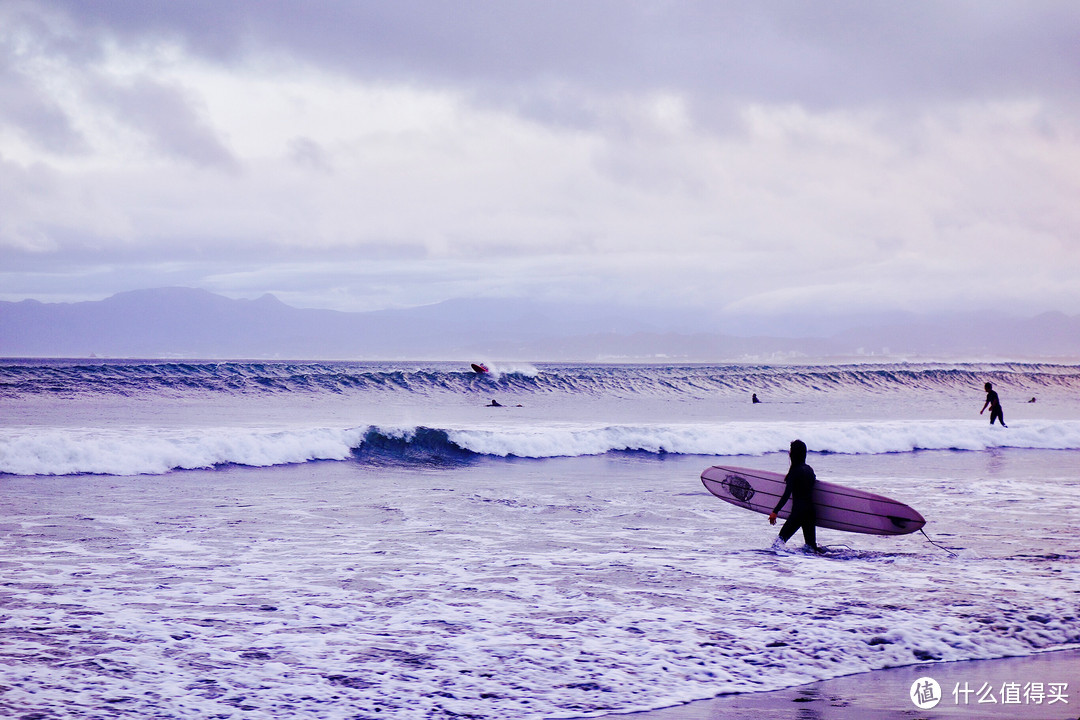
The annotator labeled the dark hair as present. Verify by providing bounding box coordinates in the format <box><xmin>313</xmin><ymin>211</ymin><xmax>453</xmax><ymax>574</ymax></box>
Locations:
<box><xmin>984</xmin><ymin>382</ymin><xmax>992</xmax><ymax>391</ymax></box>
<box><xmin>790</xmin><ymin>439</ymin><xmax>807</xmax><ymax>464</ymax></box>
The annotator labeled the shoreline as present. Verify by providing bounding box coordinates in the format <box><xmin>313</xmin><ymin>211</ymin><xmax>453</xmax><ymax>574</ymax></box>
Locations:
<box><xmin>588</xmin><ymin>648</ymin><xmax>1080</xmax><ymax>720</ymax></box>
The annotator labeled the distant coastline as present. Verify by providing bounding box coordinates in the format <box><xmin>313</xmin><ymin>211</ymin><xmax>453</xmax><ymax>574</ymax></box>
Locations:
<box><xmin>3</xmin><ymin>288</ymin><xmax>1080</xmax><ymax>362</ymax></box>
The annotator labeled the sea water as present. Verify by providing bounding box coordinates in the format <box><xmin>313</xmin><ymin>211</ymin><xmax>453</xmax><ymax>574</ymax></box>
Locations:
<box><xmin>1</xmin><ymin>360</ymin><xmax>1078</xmax><ymax>718</ymax></box>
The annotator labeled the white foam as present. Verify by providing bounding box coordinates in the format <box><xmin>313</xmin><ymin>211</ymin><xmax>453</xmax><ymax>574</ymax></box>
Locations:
<box><xmin>0</xmin><ymin>426</ymin><xmax>366</xmax><ymax>476</ymax></box>
<box><xmin>445</xmin><ymin>419</ymin><xmax>1080</xmax><ymax>458</ymax></box>
<box><xmin>4</xmin><ymin>420</ymin><xmax>1079</xmax><ymax>475</ymax></box>
<box><xmin>2</xmin><ymin>453</ymin><xmax>1077</xmax><ymax>719</ymax></box>
<box><xmin>475</xmin><ymin>361</ymin><xmax>541</xmax><ymax>379</ymax></box>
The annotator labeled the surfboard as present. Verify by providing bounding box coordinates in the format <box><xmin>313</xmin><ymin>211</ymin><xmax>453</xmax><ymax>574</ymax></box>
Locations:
<box><xmin>471</xmin><ymin>363</ymin><xmax>489</xmax><ymax>374</ymax></box>
<box><xmin>701</xmin><ymin>465</ymin><xmax>925</xmax><ymax>536</ymax></box>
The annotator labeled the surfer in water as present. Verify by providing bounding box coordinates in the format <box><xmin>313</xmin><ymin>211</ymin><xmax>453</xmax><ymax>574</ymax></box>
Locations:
<box><xmin>768</xmin><ymin>439</ymin><xmax>822</xmax><ymax>553</ymax></box>
<box><xmin>980</xmin><ymin>382</ymin><xmax>1007</xmax><ymax>427</ymax></box>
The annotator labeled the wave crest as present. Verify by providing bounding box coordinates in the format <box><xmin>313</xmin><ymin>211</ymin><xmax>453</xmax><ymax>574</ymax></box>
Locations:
<box><xmin>4</xmin><ymin>360</ymin><xmax>1080</xmax><ymax>400</ymax></box>
<box><xmin>4</xmin><ymin>420</ymin><xmax>1079</xmax><ymax>476</ymax></box>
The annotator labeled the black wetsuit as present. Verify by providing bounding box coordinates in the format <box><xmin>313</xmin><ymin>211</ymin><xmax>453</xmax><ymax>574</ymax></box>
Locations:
<box><xmin>986</xmin><ymin>389</ymin><xmax>1005</xmax><ymax>426</ymax></box>
<box><xmin>773</xmin><ymin>462</ymin><xmax>818</xmax><ymax>550</ymax></box>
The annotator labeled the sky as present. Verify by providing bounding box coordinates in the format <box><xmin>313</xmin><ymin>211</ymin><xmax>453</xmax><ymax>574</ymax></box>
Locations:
<box><xmin>2</xmin><ymin>1</ymin><xmax>1080</xmax><ymax>331</ymax></box>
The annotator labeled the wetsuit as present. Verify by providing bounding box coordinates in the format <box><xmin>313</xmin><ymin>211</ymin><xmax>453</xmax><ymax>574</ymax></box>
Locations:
<box><xmin>986</xmin><ymin>389</ymin><xmax>1005</xmax><ymax>426</ymax></box>
<box><xmin>773</xmin><ymin>462</ymin><xmax>819</xmax><ymax>550</ymax></box>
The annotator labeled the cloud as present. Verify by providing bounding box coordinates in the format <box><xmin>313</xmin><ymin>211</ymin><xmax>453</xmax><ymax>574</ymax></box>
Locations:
<box><xmin>32</xmin><ymin>1</ymin><xmax>1080</xmax><ymax>105</ymax></box>
<box><xmin>2</xmin><ymin>1</ymin><xmax>1080</xmax><ymax>326</ymax></box>
<box><xmin>86</xmin><ymin>74</ymin><xmax>237</xmax><ymax>168</ymax></box>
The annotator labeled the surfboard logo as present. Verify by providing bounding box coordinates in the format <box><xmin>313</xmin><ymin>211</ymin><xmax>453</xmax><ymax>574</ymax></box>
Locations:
<box><xmin>887</xmin><ymin>515</ymin><xmax>912</xmax><ymax>530</ymax></box>
<box><xmin>722</xmin><ymin>474</ymin><xmax>755</xmax><ymax>503</ymax></box>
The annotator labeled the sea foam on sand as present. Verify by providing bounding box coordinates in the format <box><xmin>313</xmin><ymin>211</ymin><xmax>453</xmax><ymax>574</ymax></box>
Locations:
<box><xmin>1</xmin><ymin>449</ymin><xmax>1078</xmax><ymax>719</ymax></box>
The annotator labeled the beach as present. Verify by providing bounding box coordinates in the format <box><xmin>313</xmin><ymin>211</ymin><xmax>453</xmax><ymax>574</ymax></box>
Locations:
<box><xmin>1</xmin><ymin>360</ymin><xmax>1079</xmax><ymax>718</ymax></box>
<box><xmin>596</xmin><ymin>649</ymin><xmax>1080</xmax><ymax>719</ymax></box>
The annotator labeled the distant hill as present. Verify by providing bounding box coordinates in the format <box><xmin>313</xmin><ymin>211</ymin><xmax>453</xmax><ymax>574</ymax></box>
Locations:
<box><xmin>1</xmin><ymin>287</ymin><xmax>1078</xmax><ymax>360</ymax></box>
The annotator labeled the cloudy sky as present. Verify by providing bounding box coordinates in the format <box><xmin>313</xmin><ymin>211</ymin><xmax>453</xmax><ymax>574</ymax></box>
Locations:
<box><xmin>2</xmin><ymin>1</ymin><xmax>1079</xmax><ymax>329</ymax></box>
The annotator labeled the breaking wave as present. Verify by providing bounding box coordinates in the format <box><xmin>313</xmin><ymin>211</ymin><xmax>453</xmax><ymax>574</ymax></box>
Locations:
<box><xmin>3</xmin><ymin>360</ymin><xmax>1080</xmax><ymax>399</ymax></box>
<box><xmin>4</xmin><ymin>420</ymin><xmax>1080</xmax><ymax>477</ymax></box>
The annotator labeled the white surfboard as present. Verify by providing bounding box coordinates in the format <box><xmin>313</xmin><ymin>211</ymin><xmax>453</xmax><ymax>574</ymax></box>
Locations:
<box><xmin>701</xmin><ymin>465</ymin><xmax>925</xmax><ymax>536</ymax></box>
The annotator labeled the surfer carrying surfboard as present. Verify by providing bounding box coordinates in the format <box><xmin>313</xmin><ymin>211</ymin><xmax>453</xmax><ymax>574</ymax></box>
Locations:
<box><xmin>768</xmin><ymin>440</ymin><xmax>822</xmax><ymax>553</ymax></box>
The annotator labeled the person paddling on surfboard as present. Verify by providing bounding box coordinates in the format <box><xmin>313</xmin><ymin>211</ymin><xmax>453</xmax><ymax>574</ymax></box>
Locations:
<box><xmin>768</xmin><ymin>439</ymin><xmax>822</xmax><ymax>553</ymax></box>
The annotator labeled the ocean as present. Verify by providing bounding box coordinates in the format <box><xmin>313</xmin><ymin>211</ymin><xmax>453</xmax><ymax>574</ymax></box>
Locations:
<box><xmin>1</xmin><ymin>359</ymin><xmax>1078</xmax><ymax>718</ymax></box>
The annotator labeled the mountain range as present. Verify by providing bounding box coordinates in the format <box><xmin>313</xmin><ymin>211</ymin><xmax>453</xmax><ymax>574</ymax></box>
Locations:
<box><xmin>2</xmin><ymin>287</ymin><xmax>1079</xmax><ymax>361</ymax></box>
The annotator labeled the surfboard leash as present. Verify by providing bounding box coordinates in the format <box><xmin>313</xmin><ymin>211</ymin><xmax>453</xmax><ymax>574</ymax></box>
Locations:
<box><xmin>920</xmin><ymin>528</ymin><xmax>958</xmax><ymax>557</ymax></box>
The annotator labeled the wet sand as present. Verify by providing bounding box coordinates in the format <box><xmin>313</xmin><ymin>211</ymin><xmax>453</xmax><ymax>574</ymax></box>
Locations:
<box><xmin>591</xmin><ymin>648</ymin><xmax>1080</xmax><ymax>719</ymax></box>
